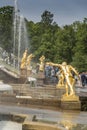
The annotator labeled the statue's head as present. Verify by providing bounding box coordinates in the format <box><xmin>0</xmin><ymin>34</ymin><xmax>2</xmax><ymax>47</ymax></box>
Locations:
<box><xmin>62</xmin><ymin>62</ymin><xmax>67</xmax><ymax>66</ymax></box>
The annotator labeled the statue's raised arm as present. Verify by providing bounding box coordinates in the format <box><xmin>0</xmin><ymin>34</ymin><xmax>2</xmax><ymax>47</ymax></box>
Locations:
<box><xmin>47</xmin><ymin>62</ymin><xmax>61</xmax><ymax>68</ymax></box>
<box><xmin>69</xmin><ymin>65</ymin><xmax>79</xmax><ymax>77</ymax></box>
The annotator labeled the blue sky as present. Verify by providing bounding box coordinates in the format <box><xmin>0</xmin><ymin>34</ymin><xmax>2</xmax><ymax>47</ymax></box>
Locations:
<box><xmin>0</xmin><ymin>0</ymin><xmax>87</xmax><ymax>26</ymax></box>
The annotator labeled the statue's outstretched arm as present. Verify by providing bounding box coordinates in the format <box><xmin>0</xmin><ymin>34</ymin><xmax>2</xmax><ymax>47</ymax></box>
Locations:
<box><xmin>48</xmin><ymin>62</ymin><xmax>61</xmax><ymax>67</ymax></box>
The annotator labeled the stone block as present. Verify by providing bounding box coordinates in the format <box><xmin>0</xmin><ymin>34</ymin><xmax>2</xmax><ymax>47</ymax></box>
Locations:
<box><xmin>61</xmin><ymin>101</ymin><xmax>81</xmax><ymax>110</ymax></box>
<box><xmin>20</xmin><ymin>69</ymin><xmax>27</xmax><ymax>77</ymax></box>
<box><xmin>37</xmin><ymin>71</ymin><xmax>45</xmax><ymax>79</ymax></box>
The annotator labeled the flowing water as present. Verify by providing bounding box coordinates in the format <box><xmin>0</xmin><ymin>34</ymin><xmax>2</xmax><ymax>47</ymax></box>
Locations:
<box><xmin>18</xmin><ymin>15</ymin><xmax>29</xmax><ymax>71</ymax></box>
<box><xmin>13</xmin><ymin>0</ymin><xmax>29</xmax><ymax>71</ymax></box>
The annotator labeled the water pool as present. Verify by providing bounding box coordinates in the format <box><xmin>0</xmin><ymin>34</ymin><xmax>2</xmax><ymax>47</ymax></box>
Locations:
<box><xmin>0</xmin><ymin>121</ymin><xmax>22</xmax><ymax>130</ymax></box>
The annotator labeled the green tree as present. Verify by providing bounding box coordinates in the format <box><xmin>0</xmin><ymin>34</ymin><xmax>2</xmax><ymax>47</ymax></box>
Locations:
<box><xmin>41</xmin><ymin>10</ymin><xmax>53</xmax><ymax>26</ymax></box>
<box><xmin>54</xmin><ymin>25</ymin><xmax>76</xmax><ymax>63</ymax></box>
<box><xmin>28</xmin><ymin>10</ymin><xmax>59</xmax><ymax>62</ymax></box>
<box><xmin>0</xmin><ymin>6</ymin><xmax>13</xmax><ymax>51</ymax></box>
<box><xmin>72</xmin><ymin>19</ymin><xmax>87</xmax><ymax>72</ymax></box>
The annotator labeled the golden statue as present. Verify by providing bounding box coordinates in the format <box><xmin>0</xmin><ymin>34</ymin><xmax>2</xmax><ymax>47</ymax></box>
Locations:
<box><xmin>26</xmin><ymin>53</ymin><xmax>34</xmax><ymax>70</ymax></box>
<box><xmin>57</xmin><ymin>70</ymin><xmax>65</xmax><ymax>87</ymax></box>
<box><xmin>20</xmin><ymin>49</ymin><xmax>28</xmax><ymax>69</ymax></box>
<box><xmin>49</xmin><ymin>62</ymin><xmax>80</xmax><ymax>101</ymax></box>
<box><xmin>39</xmin><ymin>55</ymin><xmax>45</xmax><ymax>71</ymax></box>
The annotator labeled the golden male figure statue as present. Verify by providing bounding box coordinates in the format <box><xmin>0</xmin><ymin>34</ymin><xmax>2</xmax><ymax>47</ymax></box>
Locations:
<box><xmin>50</xmin><ymin>62</ymin><xmax>79</xmax><ymax>100</ymax></box>
<box><xmin>20</xmin><ymin>49</ymin><xmax>28</xmax><ymax>69</ymax></box>
<box><xmin>56</xmin><ymin>70</ymin><xmax>65</xmax><ymax>87</ymax></box>
<box><xmin>39</xmin><ymin>55</ymin><xmax>45</xmax><ymax>71</ymax></box>
<box><xmin>26</xmin><ymin>53</ymin><xmax>34</xmax><ymax>70</ymax></box>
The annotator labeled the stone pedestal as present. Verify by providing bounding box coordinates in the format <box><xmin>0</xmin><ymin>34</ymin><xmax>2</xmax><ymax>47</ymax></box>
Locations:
<box><xmin>18</xmin><ymin>77</ymin><xmax>27</xmax><ymax>84</ymax></box>
<box><xmin>37</xmin><ymin>71</ymin><xmax>45</xmax><ymax>86</ymax></box>
<box><xmin>60</xmin><ymin>94</ymin><xmax>81</xmax><ymax>110</ymax></box>
<box><xmin>18</xmin><ymin>69</ymin><xmax>27</xmax><ymax>84</ymax></box>
<box><xmin>27</xmin><ymin>69</ymin><xmax>32</xmax><ymax>77</ymax></box>
<box><xmin>61</xmin><ymin>100</ymin><xmax>81</xmax><ymax>110</ymax></box>
<box><xmin>61</xmin><ymin>94</ymin><xmax>79</xmax><ymax>101</ymax></box>
<box><xmin>20</xmin><ymin>68</ymin><xmax>27</xmax><ymax>78</ymax></box>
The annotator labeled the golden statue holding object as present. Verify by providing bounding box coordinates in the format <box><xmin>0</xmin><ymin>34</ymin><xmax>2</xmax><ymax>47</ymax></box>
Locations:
<box><xmin>20</xmin><ymin>50</ymin><xmax>34</xmax><ymax>71</ymax></box>
<box><xmin>49</xmin><ymin>62</ymin><xmax>80</xmax><ymax>101</ymax></box>
<box><xmin>39</xmin><ymin>55</ymin><xmax>45</xmax><ymax>71</ymax></box>
<box><xmin>57</xmin><ymin>70</ymin><xmax>65</xmax><ymax>87</ymax></box>
<box><xmin>20</xmin><ymin>49</ymin><xmax>28</xmax><ymax>69</ymax></box>
<box><xmin>26</xmin><ymin>53</ymin><xmax>34</xmax><ymax>70</ymax></box>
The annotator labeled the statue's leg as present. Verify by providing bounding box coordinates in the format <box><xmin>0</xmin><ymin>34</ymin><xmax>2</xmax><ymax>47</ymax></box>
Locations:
<box><xmin>65</xmin><ymin>83</ymin><xmax>68</xmax><ymax>96</ymax></box>
<box><xmin>69</xmin><ymin>77</ymin><xmax>75</xmax><ymax>95</ymax></box>
<box><xmin>62</xmin><ymin>83</ymin><xmax>68</xmax><ymax>97</ymax></box>
<box><xmin>65</xmin><ymin>76</ymin><xmax>74</xmax><ymax>95</ymax></box>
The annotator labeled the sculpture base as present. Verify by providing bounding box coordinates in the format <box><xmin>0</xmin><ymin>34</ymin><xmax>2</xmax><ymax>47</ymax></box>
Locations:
<box><xmin>61</xmin><ymin>94</ymin><xmax>79</xmax><ymax>101</ymax></box>
<box><xmin>18</xmin><ymin>77</ymin><xmax>27</xmax><ymax>84</ymax></box>
<box><xmin>27</xmin><ymin>70</ymin><xmax>32</xmax><ymax>76</ymax></box>
<box><xmin>20</xmin><ymin>68</ymin><xmax>27</xmax><ymax>78</ymax></box>
<box><xmin>61</xmin><ymin>94</ymin><xmax>81</xmax><ymax>110</ymax></box>
<box><xmin>61</xmin><ymin>100</ymin><xmax>81</xmax><ymax>110</ymax></box>
<box><xmin>38</xmin><ymin>71</ymin><xmax>45</xmax><ymax>79</ymax></box>
<box><xmin>37</xmin><ymin>71</ymin><xmax>45</xmax><ymax>86</ymax></box>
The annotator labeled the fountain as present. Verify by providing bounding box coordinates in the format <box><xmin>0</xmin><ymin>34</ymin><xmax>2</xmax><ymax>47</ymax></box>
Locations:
<box><xmin>13</xmin><ymin>0</ymin><xmax>28</xmax><ymax>72</ymax></box>
<box><xmin>0</xmin><ymin>0</ymin><xmax>31</xmax><ymax>83</ymax></box>
<box><xmin>0</xmin><ymin>80</ymin><xmax>13</xmax><ymax>93</ymax></box>
<box><xmin>1</xmin><ymin>0</ymin><xmax>87</xmax><ymax>130</ymax></box>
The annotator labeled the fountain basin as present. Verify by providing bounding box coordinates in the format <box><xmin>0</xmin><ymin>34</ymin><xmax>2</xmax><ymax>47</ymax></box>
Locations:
<box><xmin>0</xmin><ymin>84</ymin><xmax>12</xmax><ymax>91</ymax></box>
<box><xmin>0</xmin><ymin>81</ymin><xmax>13</xmax><ymax>93</ymax></box>
<box><xmin>0</xmin><ymin>121</ymin><xmax>22</xmax><ymax>130</ymax></box>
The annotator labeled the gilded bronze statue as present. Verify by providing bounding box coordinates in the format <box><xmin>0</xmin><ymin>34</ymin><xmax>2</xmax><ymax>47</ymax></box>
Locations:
<box><xmin>26</xmin><ymin>53</ymin><xmax>34</xmax><ymax>70</ymax></box>
<box><xmin>39</xmin><ymin>55</ymin><xmax>45</xmax><ymax>71</ymax></box>
<box><xmin>49</xmin><ymin>61</ymin><xmax>80</xmax><ymax>101</ymax></box>
<box><xmin>57</xmin><ymin>70</ymin><xmax>65</xmax><ymax>87</ymax></box>
<box><xmin>20</xmin><ymin>49</ymin><xmax>28</xmax><ymax>69</ymax></box>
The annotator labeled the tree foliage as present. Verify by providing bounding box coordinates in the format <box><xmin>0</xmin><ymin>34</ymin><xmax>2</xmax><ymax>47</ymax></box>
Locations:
<box><xmin>0</xmin><ymin>6</ymin><xmax>13</xmax><ymax>51</ymax></box>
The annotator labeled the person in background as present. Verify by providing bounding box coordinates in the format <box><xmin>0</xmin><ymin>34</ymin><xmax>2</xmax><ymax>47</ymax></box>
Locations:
<box><xmin>81</xmin><ymin>72</ymin><xmax>86</xmax><ymax>87</ymax></box>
